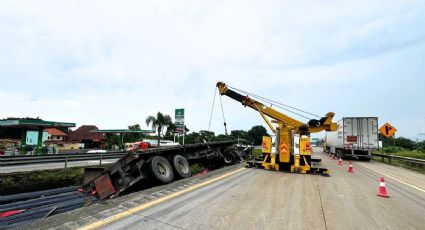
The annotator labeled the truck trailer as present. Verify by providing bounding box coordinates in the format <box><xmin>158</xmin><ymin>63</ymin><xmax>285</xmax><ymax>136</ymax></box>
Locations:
<box><xmin>324</xmin><ymin>117</ymin><xmax>378</xmax><ymax>161</ymax></box>
<box><xmin>81</xmin><ymin>141</ymin><xmax>244</xmax><ymax>200</ymax></box>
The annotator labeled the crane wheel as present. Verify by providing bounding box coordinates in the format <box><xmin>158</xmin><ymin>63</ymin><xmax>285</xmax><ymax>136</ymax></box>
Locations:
<box><xmin>149</xmin><ymin>156</ymin><xmax>174</xmax><ymax>184</ymax></box>
<box><xmin>172</xmin><ymin>155</ymin><xmax>191</xmax><ymax>179</ymax></box>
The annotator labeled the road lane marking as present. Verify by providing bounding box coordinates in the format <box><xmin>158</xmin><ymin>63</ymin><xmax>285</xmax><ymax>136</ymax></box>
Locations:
<box><xmin>77</xmin><ymin>167</ymin><xmax>247</xmax><ymax>230</ymax></box>
<box><xmin>355</xmin><ymin>163</ymin><xmax>425</xmax><ymax>194</ymax></box>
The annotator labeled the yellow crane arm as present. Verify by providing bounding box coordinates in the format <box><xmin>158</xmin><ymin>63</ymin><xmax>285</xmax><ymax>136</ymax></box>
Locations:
<box><xmin>254</xmin><ymin>103</ymin><xmax>277</xmax><ymax>133</ymax></box>
<box><xmin>216</xmin><ymin>82</ymin><xmax>337</xmax><ymax>133</ymax></box>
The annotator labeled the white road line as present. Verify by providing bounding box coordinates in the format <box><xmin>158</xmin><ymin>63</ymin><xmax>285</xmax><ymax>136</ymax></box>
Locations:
<box><xmin>356</xmin><ymin>163</ymin><xmax>425</xmax><ymax>194</ymax></box>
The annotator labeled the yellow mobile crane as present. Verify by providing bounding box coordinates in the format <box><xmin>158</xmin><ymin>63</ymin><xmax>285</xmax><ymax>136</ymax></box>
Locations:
<box><xmin>216</xmin><ymin>82</ymin><xmax>337</xmax><ymax>174</ymax></box>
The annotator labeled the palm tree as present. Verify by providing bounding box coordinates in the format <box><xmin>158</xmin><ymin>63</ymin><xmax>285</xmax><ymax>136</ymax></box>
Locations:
<box><xmin>146</xmin><ymin>112</ymin><xmax>173</xmax><ymax>147</ymax></box>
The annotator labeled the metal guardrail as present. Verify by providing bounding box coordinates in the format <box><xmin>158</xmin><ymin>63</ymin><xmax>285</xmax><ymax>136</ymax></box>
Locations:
<box><xmin>0</xmin><ymin>152</ymin><xmax>127</xmax><ymax>166</ymax></box>
<box><xmin>372</xmin><ymin>153</ymin><xmax>425</xmax><ymax>168</ymax></box>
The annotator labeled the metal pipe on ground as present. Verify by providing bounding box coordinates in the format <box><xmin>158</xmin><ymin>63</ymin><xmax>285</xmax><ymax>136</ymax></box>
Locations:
<box><xmin>0</xmin><ymin>192</ymin><xmax>84</xmax><ymax>212</ymax></box>
<box><xmin>0</xmin><ymin>186</ymin><xmax>80</xmax><ymax>204</ymax></box>
<box><xmin>1</xmin><ymin>197</ymin><xmax>98</xmax><ymax>228</ymax></box>
<box><xmin>0</xmin><ymin>191</ymin><xmax>81</xmax><ymax>210</ymax></box>
<box><xmin>1</xmin><ymin>197</ymin><xmax>85</xmax><ymax>222</ymax></box>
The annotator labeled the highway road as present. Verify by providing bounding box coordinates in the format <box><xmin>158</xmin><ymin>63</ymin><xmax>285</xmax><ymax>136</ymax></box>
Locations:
<box><xmin>0</xmin><ymin>159</ymin><xmax>119</xmax><ymax>173</ymax></box>
<box><xmin>21</xmin><ymin>150</ymin><xmax>425</xmax><ymax>230</ymax></box>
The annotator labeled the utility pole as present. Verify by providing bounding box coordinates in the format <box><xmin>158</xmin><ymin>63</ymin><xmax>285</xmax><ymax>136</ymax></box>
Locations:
<box><xmin>182</xmin><ymin>116</ymin><xmax>185</xmax><ymax>145</ymax></box>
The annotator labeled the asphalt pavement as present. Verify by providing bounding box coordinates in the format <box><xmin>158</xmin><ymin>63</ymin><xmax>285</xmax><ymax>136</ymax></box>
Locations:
<box><xmin>97</xmin><ymin>151</ymin><xmax>425</xmax><ymax>230</ymax></box>
<box><xmin>19</xmin><ymin>150</ymin><xmax>425</xmax><ymax>230</ymax></box>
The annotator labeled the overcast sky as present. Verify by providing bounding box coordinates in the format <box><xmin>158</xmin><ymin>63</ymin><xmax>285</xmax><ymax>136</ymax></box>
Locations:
<box><xmin>0</xmin><ymin>0</ymin><xmax>424</xmax><ymax>140</ymax></box>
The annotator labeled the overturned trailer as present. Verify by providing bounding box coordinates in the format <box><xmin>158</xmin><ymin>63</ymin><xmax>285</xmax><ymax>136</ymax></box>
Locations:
<box><xmin>82</xmin><ymin>141</ymin><xmax>243</xmax><ymax>200</ymax></box>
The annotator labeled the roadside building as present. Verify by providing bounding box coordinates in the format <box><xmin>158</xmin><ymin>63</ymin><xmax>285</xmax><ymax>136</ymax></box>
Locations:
<box><xmin>69</xmin><ymin>125</ymin><xmax>106</xmax><ymax>149</ymax></box>
<box><xmin>0</xmin><ymin>118</ymin><xmax>75</xmax><ymax>154</ymax></box>
<box><xmin>45</xmin><ymin>128</ymin><xmax>68</xmax><ymax>142</ymax></box>
<box><xmin>44</xmin><ymin>128</ymin><xmax>82</xmax><ymax>152</ymax></box>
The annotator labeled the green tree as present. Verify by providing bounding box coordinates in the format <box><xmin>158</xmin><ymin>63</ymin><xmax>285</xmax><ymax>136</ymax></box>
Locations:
<box><xmin>418</xmin><ymin>141</ymin><xmax>425</xmax><ymax>152</ymax></box>
<box><xmin>248</xmin><ymin>125</ymin><xmax>269</xmax><ymax>145</ymax></box>
<box><xmin>126</xmin><ymin>124</ymin><xmax>145</xmax><ymax>143</ymax></box>
<box><xmin>184</xmin><ymin>132</ymin><xmax>200</xmax><ymax>144</ymax></box>
<box><xmin>199</xmin><ymin>130</ymin><xmax>215</xmax><ymax>142</ymax></box>
<box><xmin>164</xmin><ymin>123</ymin><xmax>190</xmax><ymax>142</ymax></box>
<box><xmin>146</xmin><ymin>112</ymin><xmax>173</xmax><ymax>147</ymax></box>
<box><xmin>215</xmin><ymin>134</ymin><xmax>235</xmax><ymax>142</ymax></box>
<box><xmin>394</xmin><ymin>137</ymin><xmax>416</xmax><ymax>150</ymax></box>
<box><xmin>379</xmin><ymin>134</ymin><xmax>425</xmax><ymax>153</ymax></box>
<box><xmin>105</xmin><ymin>133</ymin><xmax>121</xmax><ymax>150</ymax></box>
<box><xmin>165</xmin><ymin>123</ymin><xmax>177</xmax><ymax>138</ymax></box>
<box><xmin>230</xmin><ymin>130</ymin><xmax>250</xmax><ymax>144</ymax></box>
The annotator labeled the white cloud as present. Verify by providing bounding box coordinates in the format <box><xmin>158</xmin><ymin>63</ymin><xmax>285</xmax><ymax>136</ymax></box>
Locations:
<box><xmin>0</xmin><ymin>0</ymin><xmax>424</xmax><ymax>138</ymax></box>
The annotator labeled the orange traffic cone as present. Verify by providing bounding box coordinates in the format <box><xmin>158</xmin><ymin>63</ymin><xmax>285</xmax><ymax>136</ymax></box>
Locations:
<box><xmin>377</xmin><ymin>177</ymin><xmax>389</xmax><ymax>198</ymax></box>
<box><xmin>338</xmin><ymin>158</ymin><xmax>343</xmax><ymax>165</ymax></box>
<box><xmin>348</xmin><ymin>161</ymin><xmax>354</xmax><ymax>173</ymax></box>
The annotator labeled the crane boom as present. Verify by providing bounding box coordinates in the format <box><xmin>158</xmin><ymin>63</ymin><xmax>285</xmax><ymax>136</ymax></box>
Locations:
<box><xmin>216</xmin><ymin>82</ymin><xmax>336</xmax><ymax>134</ymax></box>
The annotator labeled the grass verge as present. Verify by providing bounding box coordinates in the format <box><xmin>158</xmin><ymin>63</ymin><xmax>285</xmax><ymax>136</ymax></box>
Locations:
<box><xmin>0</xmin><ymin>168</ymin><xmax>85</xmax><ymax>195</ymax></box>
<box><xmin>392</xmin><ymin>150</ymin><xmax>425</xmax><ymax>160</ymax></box>
<box><xmin>373</xmin><ymin>156</ymin><xmax>425</xmax><ymax>174</ymax></box>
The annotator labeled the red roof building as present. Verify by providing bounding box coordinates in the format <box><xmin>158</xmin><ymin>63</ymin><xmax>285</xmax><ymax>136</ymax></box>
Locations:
<box><xmin>69</xmin><ymin>125</ymin><xmax>106</xmax><ymax>149</ymax></box>
<box><xmin>45</xmin><ymin>128</ymin><xmax>67</xmax><ymax>137</ymax></box>
<box><xmin>45</xmin><ymin>128</ymin><xmax>68</xmax><ymax>141</ymax></box>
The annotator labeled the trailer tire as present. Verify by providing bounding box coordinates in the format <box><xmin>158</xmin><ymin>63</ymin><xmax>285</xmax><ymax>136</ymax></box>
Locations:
<box><xmin>149</xmin><ymin>156</ymin><xmax>174</xmax><ymax>184</ymax></box>
<box><xmin>172</xmin><ymin>155</ymin><xmax>191</xmax><ymax>179</ymax></box>
<box><xmin>223</xmin><ymin>153</ymin><xmax>234</xmax><ymax>164</ymax></box>
<box><xmin>336</xmin><ymin>149</ymin><xmax>345</xmax><ymax>158</ymax></box>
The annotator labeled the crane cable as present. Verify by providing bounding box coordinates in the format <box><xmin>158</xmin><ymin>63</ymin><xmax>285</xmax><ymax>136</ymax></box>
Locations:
<box><xmin>207</xmin><ymin>87</ymin><xmax>229</xmax><ymax>135</ymax></box>
<box><xmin>227</xmin><ymin>85</ymin><xmax>321</xmax><ymax>120</ymax></box>
<box><xmin>228</xmin><ymin>85</ymin><xmax>320</xmax><ymax>118</ymax></box>
<box><xmin>207</xmin><ymin>87</ymin><xmax>217</xmax><ymax>132</ymax></box>
<box><xmin>219</xmin><ymin>92</ymin><xmax>228</xmax><ymax>135</ymax></box>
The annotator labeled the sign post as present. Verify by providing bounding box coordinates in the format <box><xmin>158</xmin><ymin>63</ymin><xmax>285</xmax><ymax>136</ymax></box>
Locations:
<box><xmin>379</xmin><ymin>123</ymin><xmax>397</xmax><ymax>153</ymax></box>
<box><xmin>175</xmin><ymin>109</ymin><xmax>185</xmax><ymax>145</ymax></box>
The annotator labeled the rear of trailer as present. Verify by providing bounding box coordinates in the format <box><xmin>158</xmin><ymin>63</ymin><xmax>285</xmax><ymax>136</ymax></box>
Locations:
<box><xmin>325</xmin><ymin>117</ymin><xmax>378</xmax><ymax>161</ymax></box>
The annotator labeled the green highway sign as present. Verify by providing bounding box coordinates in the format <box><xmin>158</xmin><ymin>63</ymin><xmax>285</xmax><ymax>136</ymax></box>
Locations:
<box><xmin>175</xmin><ymin>109</ymin><xmax>184</xmax><ymax>119</ymax></box>
<box><xmin>175</xmin><ymin>108</ymin><xmax>185</xmax><ymax>133</ymax></box>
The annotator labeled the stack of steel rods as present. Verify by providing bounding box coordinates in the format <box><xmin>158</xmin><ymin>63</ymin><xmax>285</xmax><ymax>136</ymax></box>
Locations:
<box><xmin>0</xmin><ymin>186</ymin><xmax>98</xmax><ymax>229</ymax></box>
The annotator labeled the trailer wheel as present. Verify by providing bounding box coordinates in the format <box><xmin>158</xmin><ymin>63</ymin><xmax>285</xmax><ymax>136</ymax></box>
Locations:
<box><xmin>336</xmin><ymin>149</ymin><xmax>344</xmax><ymax>158</ymax></box>
<box><xmin>224</xmin><ymin>153</ymin><xmax>234</xmax><ymax>164</ymax></box>
<box><xmin>172</xmin><ymin>155</ymin><xmax>191</xmax><ymax>179</ymax></box>
<box><xmin>246</xmin><ymin>153</ymin><xmax>254</xmax><ymax>161</ymax></box>
<box><xmin>149</xmin><ymin>156</ymin><xmax>174</xmax><ymax>184</ymax></box>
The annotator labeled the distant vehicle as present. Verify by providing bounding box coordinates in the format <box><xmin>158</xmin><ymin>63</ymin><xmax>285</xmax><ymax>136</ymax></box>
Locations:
<box><xmin>124</xmin><ymin>142</ymin><xmax>137</xmax><ymax>151</ymax></box>
<box><xmin>124</xmin><ymin>140</ymin><xmax>179</xmax><ymax>151</ymax></box>
<box><xmin>324</xmin><ymin>117</ymin><xmax>378</xmax><ymax>161</ymax></box>
<box><xmin>125</xmin><ymin>141</ymin><xmax>149</xmax><ymax>151</ymax></box>
<box><xmin>86</xmin><ymin>149</ymin><xmax>107</xmax><ymax>154</ymax></box>
<box><xmin>143</xmin><ymin>139</ymin><xmax>180</xmax><ymax>147</ymax></box>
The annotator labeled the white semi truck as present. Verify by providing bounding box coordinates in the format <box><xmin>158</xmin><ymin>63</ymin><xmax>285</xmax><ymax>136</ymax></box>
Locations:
<box><xmin>324</xmin><ymin>117</ymin><xmax>378</xmax><ymax>161</ymax></box>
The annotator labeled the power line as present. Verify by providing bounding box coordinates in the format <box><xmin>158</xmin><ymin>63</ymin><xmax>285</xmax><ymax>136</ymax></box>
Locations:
<box><xmin>207</xmin><ymin>87</ymin><xmax>217</xmax><ymax>132</ymax></box>
<box><xmin>219</xmin><ymin>92</ymin><xmax>228</xmax><ymax>135</ymax></box>
<box><xmin>227</xmin><ymin>85</ymin><xmax>320</xmax><ymax>120</ymax></box>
